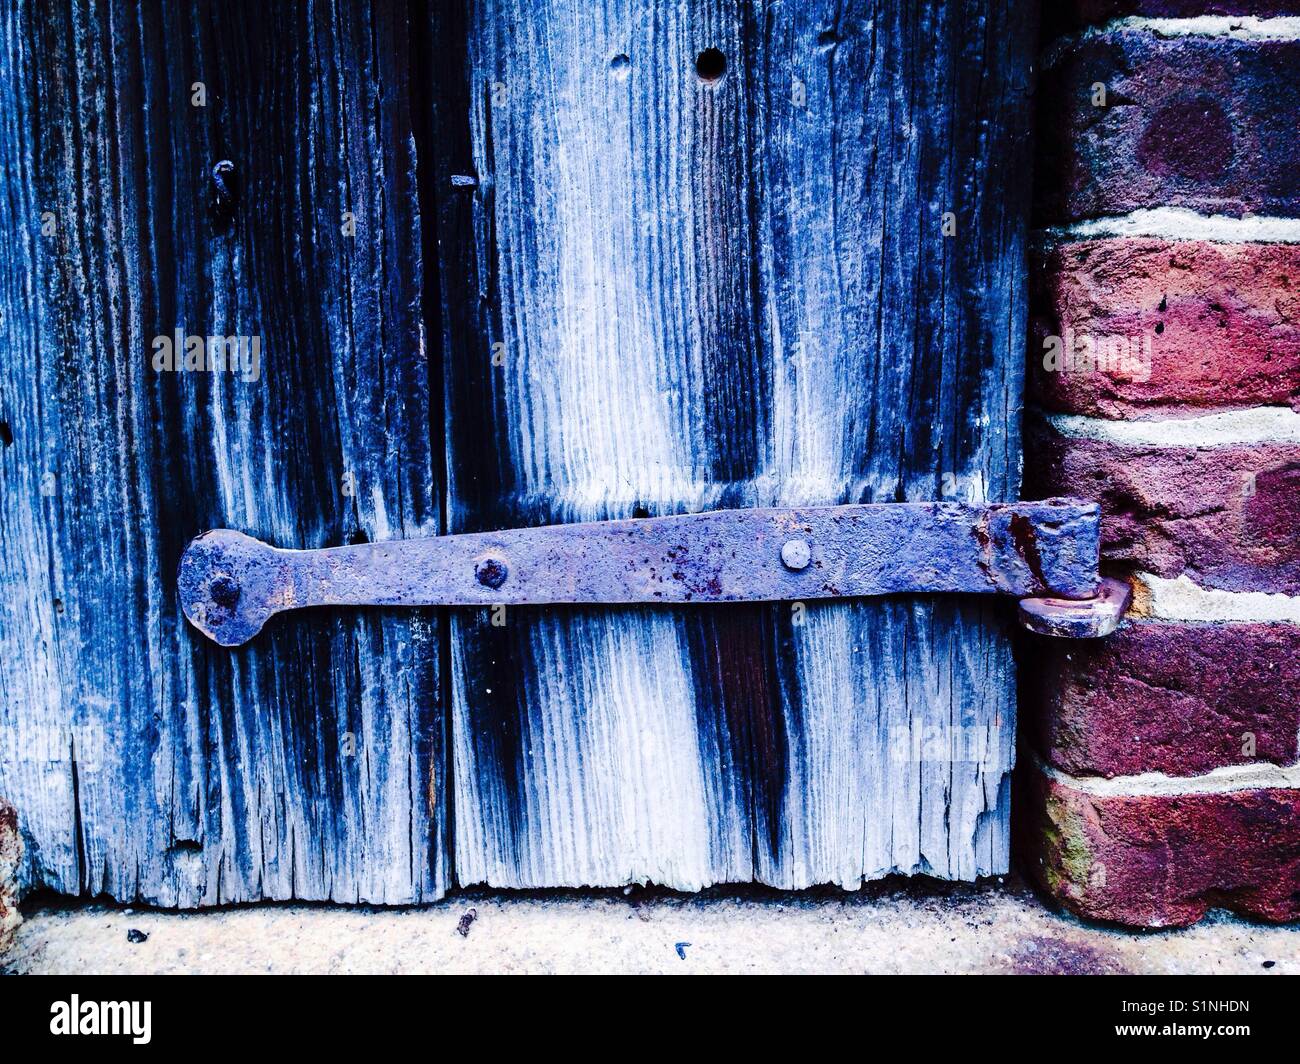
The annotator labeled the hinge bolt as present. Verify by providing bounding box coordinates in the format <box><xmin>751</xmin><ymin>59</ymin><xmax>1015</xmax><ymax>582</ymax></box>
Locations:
<box><xmin>780</xmin><ymin>538</ymin><xmax>811</xmax><ymax>571</ymax></box>
<box><xmin>208</xmin><ymin>575</ymin><xmax>241</xmax><ymax>608</ymax></box>
<box><xmin>475</xmin><ymin>556</ymin><xmax>509</xmax><ymax>589</ymax></box>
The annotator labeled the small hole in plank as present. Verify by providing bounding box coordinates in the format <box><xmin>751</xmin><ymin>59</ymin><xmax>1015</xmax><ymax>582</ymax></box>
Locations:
<box><xmin>610</xmin><ymin>53</ymin><xmax>631</xmax><ymax>81</ymax></box>
<box><xmin>695</xmin><ymin>47</ymin><xmax>726</xmax><ymax>84</ymax></box>
<box><xmin>0</xmin><ymin>421</ymin><xmax>12</xmax><ymax>446</ymax></box>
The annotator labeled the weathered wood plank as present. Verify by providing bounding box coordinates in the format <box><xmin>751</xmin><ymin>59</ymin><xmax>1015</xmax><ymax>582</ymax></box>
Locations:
<box><xmin>435</xmin><ymin>0</ymin><xmax>1036</xmax><ymax>887</ymax></box>
<box><xmin>0</xmin><ymin>0</ymin><xmax>446</xmax><ymax>904</ymax></box>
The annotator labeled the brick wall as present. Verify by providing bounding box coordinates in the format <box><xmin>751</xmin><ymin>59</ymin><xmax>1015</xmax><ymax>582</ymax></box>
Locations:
<box><xmin>0</xmin><ymin>798</ymin><xmax>19</xmax><ymax>953</ymax></box>
<box><xmin>1021</xmin><ymin>7</ymin><xmax>1300</xmax><ymax>927</ymax></box>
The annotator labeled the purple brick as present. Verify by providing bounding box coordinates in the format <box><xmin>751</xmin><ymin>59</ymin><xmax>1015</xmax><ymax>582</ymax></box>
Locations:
<box><xmin>1019</xmin><ymin>763</ymin><xmax>1300</xmax><ymax>928</ymax></box>
<box><xmin>1026</xmin><ymin>418</ymin><xmax>1300</xmax><ymax>594</ymax></box>
<box><xmin>1036</xmin><ymin>33</ymin><xmax>1300</xmax><ymax>222</ymax></box>
<box><xmin>1025</xmin><ymin>621</ymin><xmax>1300</xmax><ymax>777</ymax></box>
<box><xmin>0</xmin><ymin>799</ymin><xmax>20</xmax><ymax>954</ymax></box>
<box><xmin>1029</xmin><ymin>239</ymin><xmax>1300</xmax><ymax>418</ymax></box>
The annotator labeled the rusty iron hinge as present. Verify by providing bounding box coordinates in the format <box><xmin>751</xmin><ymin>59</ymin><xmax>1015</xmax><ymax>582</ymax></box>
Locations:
<box><xmin>179</xmin><ymin>499</ymin><xmax>1129</xmax><ymax>647</ymax></box>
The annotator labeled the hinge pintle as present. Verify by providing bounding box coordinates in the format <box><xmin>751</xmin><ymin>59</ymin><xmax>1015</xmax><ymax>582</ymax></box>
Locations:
<box><xmin>1019</xmin><ymin>577</ymin><xmax>1132</xmax><ymax>639</ymax></box>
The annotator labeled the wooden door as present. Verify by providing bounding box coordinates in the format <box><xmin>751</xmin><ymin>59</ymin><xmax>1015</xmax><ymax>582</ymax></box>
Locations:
<box><xmin>430</xmin><ymin>0</ymin><xmax>1036</xmax><ymax>889</ymax></box>
<box><xmin>0</xmin><ymin>0</ymin><xmax>446</xmax><ymax>905</ymax></box>
<box><xmin>0</xmin><ymin>0</ymin><xmax>1035</xmax><ymax>904</ymax></box>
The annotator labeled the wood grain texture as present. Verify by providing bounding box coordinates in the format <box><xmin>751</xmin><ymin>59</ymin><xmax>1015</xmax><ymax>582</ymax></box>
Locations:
<box><xmin>0</xmin><ymin>0</ymin><xmax>447</xmax><ymax>904</ymax></box>
<box><xmin>2</xmin><ymin>0</ymin><xmax>1035</xmax><ymax>903</ymax></box>
<box><xmin>434</xmin><ymin>0</ymin><xmax>1036</xmax><ymax>888</ymax></box>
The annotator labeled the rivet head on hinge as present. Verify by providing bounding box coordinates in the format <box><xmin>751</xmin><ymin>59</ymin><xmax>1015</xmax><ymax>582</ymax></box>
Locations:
<box><xmin>208</xmin><ymin>575</ymin><xmax>241</xmax><ymax>609</ymax></box>
<box><xmin>780</xmin><ymin>538</ymin><xmax>811</xmax><ymax>571</ymax></box>
<box><xmin>475</xmin><ymin>556</ymin><xmax>509</xmax><ymax>589</ymax></box>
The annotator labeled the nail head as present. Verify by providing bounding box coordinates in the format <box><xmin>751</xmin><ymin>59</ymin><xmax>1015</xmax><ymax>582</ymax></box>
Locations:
<box><xmin>475</xmin><ymin>556</ymin><xmax>509</xmax><ymax>589</ymax></box>
<box><xmin>780</xmin><ymin>538</ymin><xmax>811</xmax><ymax>571</ymax></box>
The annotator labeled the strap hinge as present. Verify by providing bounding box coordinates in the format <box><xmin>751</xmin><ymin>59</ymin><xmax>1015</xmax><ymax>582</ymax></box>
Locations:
<box><xmin>179</xmin><ymin>499</ymin><xmax>1127</xmax><ymax>646</ymax></box>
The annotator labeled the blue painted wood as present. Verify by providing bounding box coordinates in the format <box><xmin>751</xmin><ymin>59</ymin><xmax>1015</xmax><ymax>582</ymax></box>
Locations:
<box><xmin>0</xmin><ymin>0</ymin><xmax>447</xmax><ymax>904</ymax></box>
<box><xmin>0</xmin><ymin>0</ymin><xmax>1037</xmax><ymax>903</ymax></box>
<box><xmin>432</xmin><ymin>0</ymin><xmax>1038</xmax><ymax>888</ymax></box>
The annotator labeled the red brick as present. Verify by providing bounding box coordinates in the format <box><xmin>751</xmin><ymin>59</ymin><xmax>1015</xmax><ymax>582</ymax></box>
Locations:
<box><xmin>1019</xmin><ymin>763</ymin><xmax>1300</xmax><ymax>927</ymax></box>
<box><xmin>1026</xmin><ymin>419</ymin><xmax>1300</xmax><ymax>594</ymax></box>
<box><xmin>0</xmin><ymin>799</ymin><xmax>20</xmax><ymax>954</ymax></box>
<box><xmin>1029</xmin><ymin>239</ymin><xmax>1300</xmax><ymax>418</ymax></box>
<box><xmin>1036</xmin><ymin>34</ymin><xmax>1300</xmax><ymax>222</ymax></box>
<box><xmin>1024</xmin><ymin>621</ymin><xmax>1300</xmax><ymax>777</ymax></box>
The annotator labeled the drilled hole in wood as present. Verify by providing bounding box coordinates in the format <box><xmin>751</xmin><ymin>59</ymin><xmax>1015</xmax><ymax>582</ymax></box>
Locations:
<box><xmin>695</xmin><ymin>47</ymin><xmax>726</xmax><ymax>84</ymax></box>
<box><xmin>609</xmin><ymin>53</ymin><xmax>630</xmax><ymax>80</ymax></box>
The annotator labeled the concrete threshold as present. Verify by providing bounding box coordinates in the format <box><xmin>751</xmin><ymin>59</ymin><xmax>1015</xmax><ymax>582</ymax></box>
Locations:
<box><xmin>3</xmin><ymin>875</ymin><xmax>1297</xmax><ymax>975</ymax></box>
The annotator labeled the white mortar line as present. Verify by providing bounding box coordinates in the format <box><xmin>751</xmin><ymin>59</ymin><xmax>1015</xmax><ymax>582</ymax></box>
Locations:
<box><xmin>1042</xmin><ymin>407</ymin><xmax>1300</xmax><ymax>448</ymax></box>
<box><xmin>1035</xmin><ymin>753</ymin><xmax>1300</xmax><ymax>798</ymax></box>
<box><xmin>1101</xmin><ymin>15</ymin><xmax>1300</xmax><ymax>41</ymax></box>
<box><xmin>1135</xmin><ymin>573</ymin><xmax>1300</xmax><ymax>625</ymax></box>
<box><xmin>1038</xmin><ymin>208</ymin><xmax>1300</xmax><ymax>246</ymax></box>
<box><xmin>1043</xmin><ymin>16</ymin><xmax>1300</xmax><ymax>68</ymax></box>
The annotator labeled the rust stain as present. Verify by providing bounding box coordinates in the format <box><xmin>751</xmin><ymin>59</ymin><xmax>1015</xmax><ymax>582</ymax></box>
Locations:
<box><xmin>1009</xmin><ymin>513</ymin><xmax>1046</xmax><ymax>588</ymax></box>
